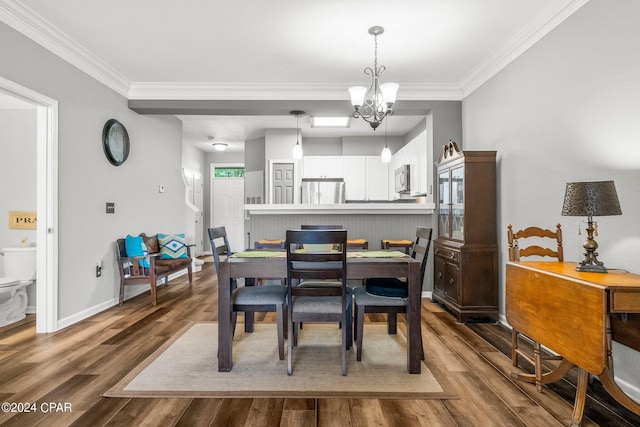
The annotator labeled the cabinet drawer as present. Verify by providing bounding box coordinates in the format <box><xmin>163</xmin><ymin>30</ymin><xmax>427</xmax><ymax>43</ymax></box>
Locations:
<box><xmin>610</xmin><ymin>290</ymin><xmax>640</xmax><ymax>313</ymax></box>
<box><xmin>434</xmin><ymin>247</ymin><xmax>460</xmax><ymax>263</ymax></box>
<box><xmin>434</xmin><ymin>257</ymin><xmax>446</xmax><ymax>290</ymax></box>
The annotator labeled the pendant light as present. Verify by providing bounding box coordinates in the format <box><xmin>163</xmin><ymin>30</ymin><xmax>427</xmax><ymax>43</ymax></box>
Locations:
<box><xmin>381</xmin><ymin>119</ymin><xmax>391</xmax><ymax>163</ymax></box>
<box><xmin>291</xmin><ymin>110</ymin><xmax>305</xmax><ymax>160</ymax></box>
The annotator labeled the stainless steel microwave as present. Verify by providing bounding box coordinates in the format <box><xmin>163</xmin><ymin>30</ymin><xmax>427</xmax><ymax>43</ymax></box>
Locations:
<box><xmin>395</xmin><ymin>165</ymin><xmax>410</xmax><ymax>193</ymax></box>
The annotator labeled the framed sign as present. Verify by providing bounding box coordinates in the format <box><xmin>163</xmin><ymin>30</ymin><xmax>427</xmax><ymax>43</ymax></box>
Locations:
<box><xmin>8</xmin><ymin>210</ymin><xmax>37</xmax><ymax>230</ymax></box>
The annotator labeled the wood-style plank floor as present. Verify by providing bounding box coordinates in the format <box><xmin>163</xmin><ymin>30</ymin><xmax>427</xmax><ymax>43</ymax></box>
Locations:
<box><xmin>0</xmin><ymin>259</ymin><xmax>638</xmax><ymax>426</ymax></box>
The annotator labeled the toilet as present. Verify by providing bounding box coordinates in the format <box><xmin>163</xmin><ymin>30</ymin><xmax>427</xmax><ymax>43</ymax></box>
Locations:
<box><xmin>0</xmin><ymin>247</ymin><xmax>36</xmax><ymax>327</ymax></box>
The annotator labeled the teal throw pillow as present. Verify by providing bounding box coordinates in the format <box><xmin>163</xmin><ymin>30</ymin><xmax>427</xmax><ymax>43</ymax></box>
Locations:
<box><xmin>158</xmin><ymin>233</ymin><xmax>188</xmax><ymax>259</ymax></box>
<box><xmin>124</xmin><ymin>234</ymin><xmax>150</xmax><ymax>268</ymax></box>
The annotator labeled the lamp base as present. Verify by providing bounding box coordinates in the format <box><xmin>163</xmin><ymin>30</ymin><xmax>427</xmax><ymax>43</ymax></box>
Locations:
<box><xmin>575</xmin><ymin>261</ymin><xmax>608</xmax><ymax>273</ymax></box>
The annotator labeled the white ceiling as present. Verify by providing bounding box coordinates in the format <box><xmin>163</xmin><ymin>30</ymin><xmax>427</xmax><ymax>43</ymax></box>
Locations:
<box><xmin>2</xmin><ymin>0</ymin><xmax>588</xmax><ymax>151</ymax></box>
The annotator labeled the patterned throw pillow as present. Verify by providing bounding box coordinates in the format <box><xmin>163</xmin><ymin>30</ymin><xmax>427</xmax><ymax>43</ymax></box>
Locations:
<box><xmin>124</xmin><ymin>234</ymin><xmax>150</xmax><ymax>268</ymax></box>
<box><xmin>158</xmin><ymin>233</ymin><xmax>188</xmax><ymax>259</ymax></box>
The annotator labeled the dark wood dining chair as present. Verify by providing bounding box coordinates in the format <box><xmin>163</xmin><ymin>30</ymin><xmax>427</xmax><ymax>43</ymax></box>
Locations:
<box><xmin>286</xmin><ymin>229</ymin><xmax>350</xmax><ymax>375</ymax></box>
<box><xmin>298</xmin><ymin>225</ymin><xmax>352</xmax><ymax>329</ymax></box>
<box><xmin>507</xmin><ymin>224</ymin><xmax>563</xmax><ymax>391</ymax></box>
<box><xmin>208</xmin><ymin>227</ymin><xmax>287</xmax><ymax>360</ymax></box>
<box><xmin>353</xmin><ymin>226</ymin><xmax>432</xmax><ymax>361</ymax></box>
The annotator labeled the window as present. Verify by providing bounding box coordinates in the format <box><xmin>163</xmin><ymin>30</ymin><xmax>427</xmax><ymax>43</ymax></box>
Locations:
<box><xmin>214</xmin><ymin>168</ymin><xmax>245</xmax><ymax>178</ymax></box>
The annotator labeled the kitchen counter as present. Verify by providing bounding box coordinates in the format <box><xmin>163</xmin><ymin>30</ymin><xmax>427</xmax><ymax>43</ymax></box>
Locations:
<box><xmin>244</xmin><ymin>203</ymin><xmax>435</xmax><ymax>215</ymax></box>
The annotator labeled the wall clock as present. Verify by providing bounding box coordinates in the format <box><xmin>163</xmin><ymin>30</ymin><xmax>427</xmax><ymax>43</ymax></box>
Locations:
<box><xmin>102</xmin><ymin>119</ymin><xmax>130</xmax><ymax>166</ymax></box>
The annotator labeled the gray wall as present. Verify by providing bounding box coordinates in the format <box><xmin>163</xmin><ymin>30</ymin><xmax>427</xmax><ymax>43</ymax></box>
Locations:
<box><xmin>0</xmin><ymin>22</ymin><xmax>186</xmax><ymax>321</ymax></box>
<box><xmin>462</xmin><ymin>0</ymin><xmax>640</xmax><ymax>400</ymax></box>
<box><xmin>0</xmin><ymin>108</ymin><xmax>37</xmax><ymax>254</ymax></box>
<box><xmin>0</xmin><ymin>107</ymin><xmax>38</xmax><ymax>308</ymax></box>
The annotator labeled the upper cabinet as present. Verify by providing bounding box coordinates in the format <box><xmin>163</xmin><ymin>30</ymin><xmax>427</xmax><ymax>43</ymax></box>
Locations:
<box><xmin>342</xmin><ymin>156</ymin><xmax>389</xmax><ymax>201</ymax></box>
<box><xmin>302</xmin><ymin>156</ymin><xmax>344</xmax><ymax>178</ymax></box>
<box><xmin>390</xmin><ymin>130</ymin><xmax>432</xmax><ymax>201</ymax></box>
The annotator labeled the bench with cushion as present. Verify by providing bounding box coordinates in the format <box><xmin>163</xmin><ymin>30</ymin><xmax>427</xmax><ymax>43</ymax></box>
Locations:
<box><xmin>115</xmin><ymin>232</ymin><xmax>193</xmax><ymax>305</ymax></box>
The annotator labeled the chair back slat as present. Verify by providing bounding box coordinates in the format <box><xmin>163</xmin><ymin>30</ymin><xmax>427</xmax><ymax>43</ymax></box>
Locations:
<box><xmin>507</xmin><ymin>224</ymin><xmax>563</xmax><ymax>262</ymax></box>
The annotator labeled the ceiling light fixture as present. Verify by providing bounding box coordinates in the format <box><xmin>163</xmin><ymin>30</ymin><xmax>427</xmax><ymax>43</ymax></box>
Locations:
<box><xmin>208</xmin><ymin>136</ymin><xmax>228</xmax><ymax>151</ymax></box>
<box><xmin>381</xmin><ymin>119</ymin><xmax>391</xmax><ymax>163</ymax></box>
<box><xmin>349</xmin><ymin>26</ymin><xmax>399</xmax><ymax>131</ymax></box>
<box><xmin>291</xmin><ymin>110</ymin><xmax>305</xmax><ymax>160</ymax></box>
<box><xmin>310</xmin><ymin>116</ymin><xmax>351</xmax><ymax>128</ymax></box>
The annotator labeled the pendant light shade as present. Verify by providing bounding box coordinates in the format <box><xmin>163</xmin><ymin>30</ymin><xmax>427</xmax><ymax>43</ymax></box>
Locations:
<box><xmin>381</xmin><ymin>146</ymin><xmax>391</xmax><ymax>163</ymax></box>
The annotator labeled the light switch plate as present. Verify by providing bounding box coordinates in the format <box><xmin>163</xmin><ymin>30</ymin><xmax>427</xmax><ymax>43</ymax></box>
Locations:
<box><xmin>106</xmin><ymin>202</ymin><xmax>115</xmax><ymax>214</ymax></box>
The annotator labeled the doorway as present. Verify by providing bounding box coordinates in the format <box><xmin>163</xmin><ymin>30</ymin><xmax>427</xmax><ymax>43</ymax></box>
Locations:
<box><xmin>211</xmin><ymin>165</ymin><xmax>245</xmax><ymax>251</ymax></box>
<box><xmin>0</xmin><ymin>76</ymin><xmax>58</xmax><ymax>333</ymax></box>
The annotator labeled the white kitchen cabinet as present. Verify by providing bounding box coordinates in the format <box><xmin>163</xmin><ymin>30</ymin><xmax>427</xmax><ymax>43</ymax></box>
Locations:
<box><xmin>366</xmin><ymin>156</ymin><xmax>389</xmax><ymax>200</ymax></box>
<box><xmin>343</xmin><ymin>156</ymin><xmax>366</xmax><ymax>200</ymax></box>
<box><xmin>343</xmin><ymin>156</ymin><xmax>389</xmax><ymax>201</ymax></box>
<box><xmin>390</xmin><ymin>129</ymin><xmax>430</xmax><ymax>198</ymax></box>
<box><xmin>302</xmin><ymin>156</ymin><xmax>344</xmax><ymax>178</ymax></box>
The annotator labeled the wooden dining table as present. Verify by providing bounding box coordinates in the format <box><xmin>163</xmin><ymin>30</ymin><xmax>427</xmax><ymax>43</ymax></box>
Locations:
<box><xmin>217</xmin><ymin>251</ymin><xmax>423</xmax><ymax>373</ymax></box>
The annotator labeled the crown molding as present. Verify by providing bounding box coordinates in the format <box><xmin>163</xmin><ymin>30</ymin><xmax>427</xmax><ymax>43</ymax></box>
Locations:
<box><xmin>127</xmin><ymin>82</ymin><xmax>463</xmax><ymax>101</ymax></box>
<box><xmin>1</xmin><ymin>0</ymin><xmax>586</xmax><ymax>103</ymax></box>
<box><xmin>460</xmin><ymin>0</ymin><xmax>590</xmax><ymax>98</ymax></box>
<box><xmin>0</xmin><ymin>0</ymin><xmax>130</xmax><ymax>97</ymax></box>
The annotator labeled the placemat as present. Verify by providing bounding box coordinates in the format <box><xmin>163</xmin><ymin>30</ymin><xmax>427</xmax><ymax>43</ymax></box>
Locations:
<box><xmin>353</xmin><ymin>250</ymin><xmax>407</xmax><ymax>258</ymax></box>
<box><xmin>230</xmin><ymin>251</ymin><xmax>284</xmax><ymax>258</ymax></box>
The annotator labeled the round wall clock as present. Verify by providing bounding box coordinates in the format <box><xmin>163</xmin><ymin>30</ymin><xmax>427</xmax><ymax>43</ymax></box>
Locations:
<box><xmin>102</xmin><ymin>119</ymin><xmax>130</xmax><ymax>166</ymax></box>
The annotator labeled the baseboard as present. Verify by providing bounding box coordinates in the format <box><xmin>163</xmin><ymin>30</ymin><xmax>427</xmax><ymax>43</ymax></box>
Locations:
<box><xmin>422</xmin><ymin>290</ymin><xmax>433</xmax><ymax>299</ymax></box>
<box><xmin>57</xmin><ymin>298</ymin><xmax>116</xmax><ymax>330</ymax></box>
<box><xmin>56</xmin><ymin>273</ymin><xmax>188</xmax><ymax>331</ymax></box>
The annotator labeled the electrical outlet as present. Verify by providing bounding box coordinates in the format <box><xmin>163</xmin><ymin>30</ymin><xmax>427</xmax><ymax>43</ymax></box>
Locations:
<box><xmin>106</xmin><ymin>202</ymin><xmax>115</xmax><ymax>214</ymax></box>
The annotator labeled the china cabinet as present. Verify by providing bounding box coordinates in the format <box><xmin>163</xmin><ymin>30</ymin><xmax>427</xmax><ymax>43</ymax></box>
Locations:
<box><xmin>432</xmin><ymin>141</ymin><xmax>498</xmax><ymax>322</ymax></box>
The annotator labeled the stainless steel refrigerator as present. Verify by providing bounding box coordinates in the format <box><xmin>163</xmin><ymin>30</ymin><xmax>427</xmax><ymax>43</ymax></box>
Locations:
<box><xmin>301</xmin><ymin>178</ymin><xmax>345</xmax><ymax>204</ymax></box>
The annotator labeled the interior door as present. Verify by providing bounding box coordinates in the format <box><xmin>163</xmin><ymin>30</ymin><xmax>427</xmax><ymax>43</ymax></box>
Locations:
<box><xmin>213</xmin><ymin>176</ymin><xmax>245</xmax><ymax>250</ymax></box>
<box><xmin>272</xmin><ymin>163</ymin><xmax>294</xmax><ymax>204</ymax></box>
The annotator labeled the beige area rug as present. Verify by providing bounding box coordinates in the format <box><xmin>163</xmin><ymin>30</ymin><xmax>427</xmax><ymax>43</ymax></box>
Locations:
<box><xmin>105</xmin><ymin>322</ymin><xmax>457</xmax><ymax>399</ymax></box>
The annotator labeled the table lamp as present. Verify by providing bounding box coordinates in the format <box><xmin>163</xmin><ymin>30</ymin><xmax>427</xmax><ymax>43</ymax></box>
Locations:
<box><xmin>561</xmin><ymin>181</ymin><xmax>622</xmax><ymax>273</ymax></box>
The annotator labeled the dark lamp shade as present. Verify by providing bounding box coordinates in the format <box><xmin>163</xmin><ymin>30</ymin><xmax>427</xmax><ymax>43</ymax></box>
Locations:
<box><xmin>561</xmin><ymin>181</ymin><xmax>622</xmax><ymax>217</ymax></box>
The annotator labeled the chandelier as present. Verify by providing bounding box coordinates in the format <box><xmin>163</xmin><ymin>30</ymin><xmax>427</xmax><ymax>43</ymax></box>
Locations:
<box><xmin>349</xmin><ymin>26</ymin><xmax>399</xmax><ymax>131</ymax></box>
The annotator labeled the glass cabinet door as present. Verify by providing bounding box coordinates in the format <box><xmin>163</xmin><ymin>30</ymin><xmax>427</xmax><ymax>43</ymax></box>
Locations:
<box><xmin>450</xmin><ymin>165</ymin><xmax>464</xmax><ymax>240</ymax></box>
<box><xmin>438</xmin><ymin>169</ymin><xmax>450</xmax><ymax>238</ymax></box>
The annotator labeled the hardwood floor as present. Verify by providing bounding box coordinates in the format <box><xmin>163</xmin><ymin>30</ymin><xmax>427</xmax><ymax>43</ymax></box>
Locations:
<box><xmin>0</xmin><ymin>259</ymin><xmax>638</xmax><ymax>426</ymax></box>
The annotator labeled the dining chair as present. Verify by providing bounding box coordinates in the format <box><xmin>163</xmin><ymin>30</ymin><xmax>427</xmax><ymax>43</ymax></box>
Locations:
<box><xmin>285</xmin><ymin>229</ymin><xmax>350</xmax><ymax>376</ymax></box>
<box><xmin>208</xmin><ymin>227</ymin><xmax>288</xmax><ymax>360</ymax></box>
<box><xmin>298</xmin><ymin>225</ymin><xmax>353</xmax><ymax>331</ymax></box>
<box><xmin>507</xmin><ymin>223</ymin><xmax>563</xmax><ymax>391</ymax></box>
<box><xmin>353</xmin><ymin>226</ymin><xmax>432</xmax><ymax>361</ymax></box>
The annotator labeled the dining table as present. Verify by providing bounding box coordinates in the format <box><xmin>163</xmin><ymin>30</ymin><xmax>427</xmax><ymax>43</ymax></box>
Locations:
<box><xmin>217</xmin><ymin>250</ymin><xmax>423</xmax><ymax>373</ymax></box>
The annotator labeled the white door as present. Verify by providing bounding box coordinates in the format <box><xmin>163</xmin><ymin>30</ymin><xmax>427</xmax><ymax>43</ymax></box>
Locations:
<box><xmin>272</xmin><ymin>162</ymin><xmax>294</xmax><ymax>204</ymax></box>
<box><xmin>213</xmin><ymin>176</ymin><xmax>245</xmax><ymax>251</ymax></box>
